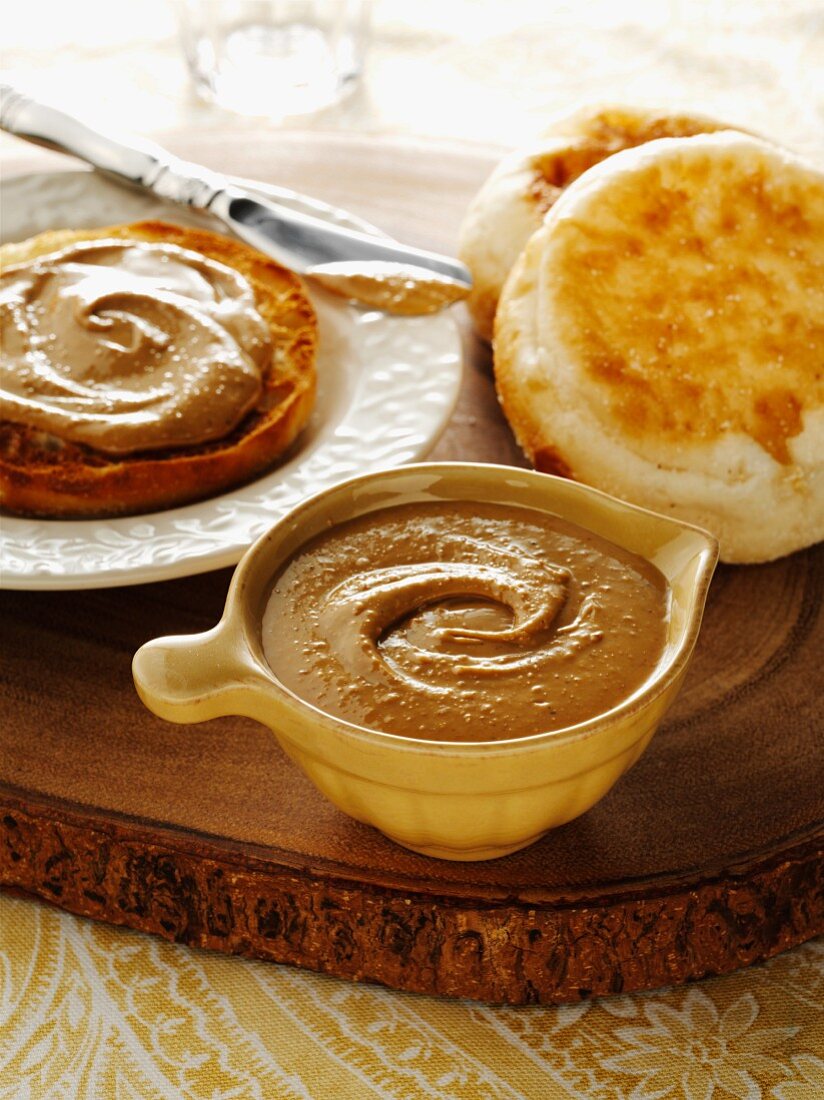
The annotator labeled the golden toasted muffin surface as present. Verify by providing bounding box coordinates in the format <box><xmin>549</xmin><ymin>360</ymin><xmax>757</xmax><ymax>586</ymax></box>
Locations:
<box><xmin>458</xmin><ymin>104</ymin><xmax>739</xmax><ymax>341</ymax></box>
<box><xmin>527</xmin><ymin>105</ymin><xmax>731</xmax><ymax>214</ymax></box>
<box><xmin>494</xmin><ymin>132</ymin><xmax>824</xmax><ymax>563</ymax></box>
<box><xmin>547</xmin><ymin>141</ymin><xmax>824</xmax><ymax>465</ymax></box>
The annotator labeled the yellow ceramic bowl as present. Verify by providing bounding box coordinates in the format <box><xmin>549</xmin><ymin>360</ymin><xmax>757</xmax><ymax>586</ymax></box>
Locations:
<box><xmin>133</xmin><ymin>463</ymin><xmax>717</xmax><ymax>861</ymax></box>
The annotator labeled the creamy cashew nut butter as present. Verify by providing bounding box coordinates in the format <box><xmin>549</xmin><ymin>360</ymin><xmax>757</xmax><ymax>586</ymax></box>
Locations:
<box><xmin>0</xmin><ymin>238</ymin><xmax>272</xmax><ymax>454</ymax></box>
<box><xmin>263</xmin><ymin>501</ymin><xmax>670</xmax><ymax>742</ymax></box>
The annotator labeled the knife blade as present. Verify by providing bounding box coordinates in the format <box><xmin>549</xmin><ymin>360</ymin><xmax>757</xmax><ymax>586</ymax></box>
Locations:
<box><xmin>0</xmin><ymin>85</ymin><xmax>472</xmax><ymax>315</ymax></box>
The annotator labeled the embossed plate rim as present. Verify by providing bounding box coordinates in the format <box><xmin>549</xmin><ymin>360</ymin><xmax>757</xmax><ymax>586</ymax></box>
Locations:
<box><xmin>0</xmin><ymin>170</ymin><xmax>463</xmax><ymax>590</ymax></box>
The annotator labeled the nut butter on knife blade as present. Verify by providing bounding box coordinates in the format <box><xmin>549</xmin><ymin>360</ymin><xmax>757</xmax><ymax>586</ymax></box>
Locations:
<box><xmin>0</xmin><ymin>84</ymin><xmax>472</xmax><ymax>316</ymax></box>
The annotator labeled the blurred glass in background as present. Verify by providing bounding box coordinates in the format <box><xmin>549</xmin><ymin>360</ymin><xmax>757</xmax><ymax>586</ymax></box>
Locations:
<box><xmin>177</xmin><ymin>0</ymin><xmax>371</xmax><ymax>120</ymax></box>
<box><xmin>0</xmin><ymin>2</ymin><xmax>820</xmax><ymax>161</ymax></box>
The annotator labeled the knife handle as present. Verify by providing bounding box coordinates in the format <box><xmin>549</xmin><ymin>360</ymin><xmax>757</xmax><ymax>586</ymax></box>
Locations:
<box><xmin>0</xmin><ymin>84</ymin><xmax>225</xmax><ymax>210</ymax></box>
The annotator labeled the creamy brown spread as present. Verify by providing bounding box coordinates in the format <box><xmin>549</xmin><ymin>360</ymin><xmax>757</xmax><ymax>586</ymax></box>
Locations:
<box><xmin>0</xmin><ymin>239</ymin><xmax>272</xmax><ymax>455</ymax></box>
<box><xmin>311</xmin><ymin>262</ymin><xmax>470</xmax><ymax>315</ymax></box>
<box><xmin>262</xmin><ymin>501</ymin><xmax>669</xmax><ymax>742</ymax></box>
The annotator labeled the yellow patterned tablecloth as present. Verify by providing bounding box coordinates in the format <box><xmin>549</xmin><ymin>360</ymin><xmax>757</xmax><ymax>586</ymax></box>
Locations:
<box><xmin>2</xmin><ymin>895</ymin><xmax>822</xmax><ymax>1099</ymax></box>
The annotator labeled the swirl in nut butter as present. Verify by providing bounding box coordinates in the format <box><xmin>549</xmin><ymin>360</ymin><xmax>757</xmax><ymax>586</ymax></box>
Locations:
<box><xmin>0</xmin><ymin>239</ymin><xmax>271</xmax><ymax>454</ymax></box>
<box><xmin>263</xmin><ymin>501</ymin><xmax>669</xmax><ymax>742</ymax></box>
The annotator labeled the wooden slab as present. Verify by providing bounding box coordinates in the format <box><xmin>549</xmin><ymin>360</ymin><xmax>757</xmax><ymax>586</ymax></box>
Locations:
<box><xmin>1</xmin><ymin>134</ymin><xmax>822</xmax><ymax>1005</ymax></box>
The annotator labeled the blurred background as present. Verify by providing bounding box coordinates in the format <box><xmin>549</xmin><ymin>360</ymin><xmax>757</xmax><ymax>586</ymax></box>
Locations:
<box><xmin>2</xmin><ymin>0</ymin><xmax>822</xmax><ymax>160</ymax></box>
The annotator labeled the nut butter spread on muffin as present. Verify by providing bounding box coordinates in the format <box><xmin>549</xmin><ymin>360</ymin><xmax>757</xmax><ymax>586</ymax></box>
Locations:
<box><xmin>0</xmin><ymin>220</ymin><xmax>317</xmax><ymax>517</ymax></box>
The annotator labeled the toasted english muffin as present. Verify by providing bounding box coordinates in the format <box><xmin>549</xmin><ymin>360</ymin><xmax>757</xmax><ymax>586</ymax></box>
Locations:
<box><xmin>494</xmin><ymin>132</ymin><xmax>824</xmax><ymax>563</ymax></box>
<box><xmin>459</xmin><ymin>105</ymin><xmax>739</xmax><ymax>341</ymax></box>
<box><xmin>0</xmin><ymin>220</ymin><xmax>317</xmax><ymax>518</ymax></box>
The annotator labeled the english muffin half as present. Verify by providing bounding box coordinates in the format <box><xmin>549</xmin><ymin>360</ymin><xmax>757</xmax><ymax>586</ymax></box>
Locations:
<box><xmin>459</xmin><ymin>104</ymin><xmax>739</xmax><ymax>341</ymax></box>
<box><xmin>0</xmin><ymin>220</ymin><xmax>317</xmax><ymax>518</ymax></box>
<box><xmin>495</xmin><ymin>132</ymin><xmax>824</xmax><ymax>563</ymax></box>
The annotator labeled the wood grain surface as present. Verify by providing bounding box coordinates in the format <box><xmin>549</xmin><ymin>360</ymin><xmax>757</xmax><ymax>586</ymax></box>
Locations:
<box><xmin>1</xmin><ymin>134</ymin><xmax>822</xmax><ymax>1004</ymax></box>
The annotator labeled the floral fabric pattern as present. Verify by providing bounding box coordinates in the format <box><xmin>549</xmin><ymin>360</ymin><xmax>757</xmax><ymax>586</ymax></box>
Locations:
<box><xmin>1</xmin><ymin>895</ymin><xmax>821</xmax><ymax>1099</ymax></box>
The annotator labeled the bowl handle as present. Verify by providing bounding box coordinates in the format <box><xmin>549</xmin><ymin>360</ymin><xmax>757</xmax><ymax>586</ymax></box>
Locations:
<box><xmin>132</xmin><ymin>624</ymin><xmax>271</xmax><ymax>725</ymax></box>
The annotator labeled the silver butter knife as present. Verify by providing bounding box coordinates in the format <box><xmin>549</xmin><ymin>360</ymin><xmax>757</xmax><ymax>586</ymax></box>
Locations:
<box><xmin>0</xmin><ymin>85</ymin><xmax>472</xmax><ymax>315</ymax></box>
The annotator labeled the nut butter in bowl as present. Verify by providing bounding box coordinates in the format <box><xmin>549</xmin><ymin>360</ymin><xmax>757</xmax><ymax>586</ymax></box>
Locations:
<box><xmin>133</xmin><ymin>463</ymin><xmax>718</xmax><ymax>860</ymax></box>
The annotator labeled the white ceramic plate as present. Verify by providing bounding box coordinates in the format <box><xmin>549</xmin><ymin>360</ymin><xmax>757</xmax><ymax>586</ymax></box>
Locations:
<box><xmin>0</xmin><ymin>170</ymin><xmax>462</xmax><ymax>589</ymax></box>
